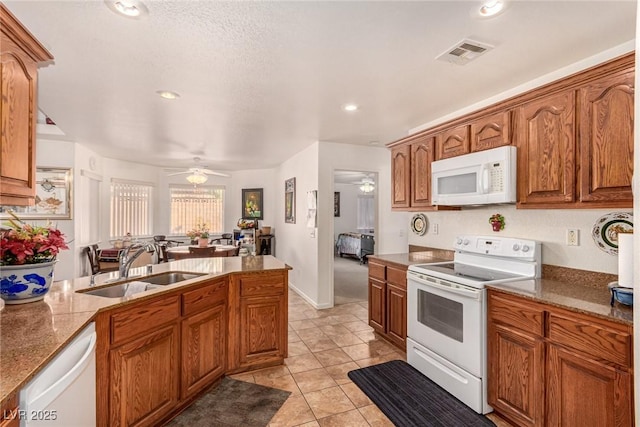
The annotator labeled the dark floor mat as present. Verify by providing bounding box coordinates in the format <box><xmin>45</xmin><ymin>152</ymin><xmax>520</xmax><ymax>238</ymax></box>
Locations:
<box><xmin>348</xmin><ymin>360</ymin><xmax>495</xmax><ymax>427</ymax></box>
<box><xmin>166</xmin><ymin>377</ymin><xmax>291</xmax><ymax>427</ymax></box>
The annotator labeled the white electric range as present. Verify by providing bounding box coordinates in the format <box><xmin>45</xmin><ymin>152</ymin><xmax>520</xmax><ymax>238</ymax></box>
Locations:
<box><xmin>406</xmin><ymin>235</ymin><xmax>541</xmax><ymax>414</ymax></box>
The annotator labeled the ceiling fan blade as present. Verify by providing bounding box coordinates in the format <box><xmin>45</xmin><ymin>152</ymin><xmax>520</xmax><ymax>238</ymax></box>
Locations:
<box><xmin>200</xmin><ymin>168</ymin><xmax>231</xmax><ymax>177</ymax></box>
<box><xmin>166</xmin><ymin>171</ymin><xmax>191</xmax><ymax>176</ymax></box>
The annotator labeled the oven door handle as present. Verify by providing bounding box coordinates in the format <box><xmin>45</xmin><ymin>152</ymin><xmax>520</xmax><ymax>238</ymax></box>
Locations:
<box><xmin>409</xmin><ymin>274</ymin><xmax>481</xmax><ymax>300</ymax></box>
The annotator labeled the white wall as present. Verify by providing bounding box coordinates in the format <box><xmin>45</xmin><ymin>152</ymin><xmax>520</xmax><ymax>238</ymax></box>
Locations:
<box><xmin>276</xmin><ymin>142</ymin><xmax>320</xmax><ymax>305</ymax></box>
<box><xmin>222</xmin><ymin>168</ymin><xmax>278</xmax><ymax>234</ymax></box>
<box><xmin>318</xmin><ymin>141</ymin><xmax>408</xmax><ymax>308</ymax></box>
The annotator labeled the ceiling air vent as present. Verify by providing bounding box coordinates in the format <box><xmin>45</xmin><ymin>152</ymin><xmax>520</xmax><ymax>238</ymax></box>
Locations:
<box><xmin>436</xmin><ymin>39</ymin><xmax>494</xmax><ymax>65</ymax></box>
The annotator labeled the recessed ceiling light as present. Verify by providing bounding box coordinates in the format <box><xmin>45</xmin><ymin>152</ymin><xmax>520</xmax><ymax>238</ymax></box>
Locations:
<box><xmin>369</xmin><ymin>141</ymin><xmax>379</xmax><ymax>146</ymax></box>
<box><xmin>105</xmin><ymin>0</ymin><xmax>148</xmax><ymax>18</ymax></box>
<box><xmin>479</xmin><ymin>0</ymin><xmax>504</xmax><ymax>17</ymax></box>
<box><xmin>156</xmin><ymin>90</ymin><xmax>180</xmax><ymax>100</ymax></box>
<box><xmin>343</xmin><ymin>104</ymin><xmax>359</xmax><ymax>112</ymax></box>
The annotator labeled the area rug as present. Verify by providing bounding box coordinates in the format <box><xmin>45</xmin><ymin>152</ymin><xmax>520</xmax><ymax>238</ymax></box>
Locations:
<box><xmin>166</xmin><ymin>377</ymin><xmax>291</xmax><ymax>427</ymax></box>
<box><xmin>348</xmin><ymin>360</ymin><xmax>495</xmax><ymax>427</ymax></box>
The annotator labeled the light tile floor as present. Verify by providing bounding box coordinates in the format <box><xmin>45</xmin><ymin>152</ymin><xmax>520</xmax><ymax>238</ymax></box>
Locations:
<box><xmin>230</xmin><ymin>291</ymin><xmax>512</xmax><ymax>427</ymax></box>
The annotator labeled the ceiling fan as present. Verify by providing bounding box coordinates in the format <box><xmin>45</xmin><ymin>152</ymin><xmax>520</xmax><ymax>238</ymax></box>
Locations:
<box><xmin>167</xmin><ymin>157</ymin><xmax>231</xmax><ymax>184</ymax></box>
<box><xmin>348</xmin><ymin>175</ymin><xmax>376</xmax><ymax>193</ymax></box>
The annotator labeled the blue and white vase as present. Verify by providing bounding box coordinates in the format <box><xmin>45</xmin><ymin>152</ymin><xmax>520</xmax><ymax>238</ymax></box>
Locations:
<box><xmin>0</xmin><ymin>261</ymin><xmax>56</xmax><ymax>304</ymax></box>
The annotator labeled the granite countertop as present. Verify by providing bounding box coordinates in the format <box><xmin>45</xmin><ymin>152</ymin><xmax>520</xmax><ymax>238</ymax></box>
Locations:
<box><xmin>0</xmin><ymin>256</ymin><xmax>290</xmax><ymax>408</ymax></box>
<box><xmin>368</xmin><ymin>250</ymin><xmax>454</xmax><ymax>268</ymax></box>
<box><xmin>488</xmin><ymin>278</ymin><xmax>633</xmax><ymax>326</ymax></box>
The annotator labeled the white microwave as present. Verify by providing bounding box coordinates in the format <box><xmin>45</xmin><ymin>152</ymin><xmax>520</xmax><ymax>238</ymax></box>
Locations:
<box><xmin>431</xmin><ymin>145</ymin><xmax>517</xmax><ymax>206</ymax></box>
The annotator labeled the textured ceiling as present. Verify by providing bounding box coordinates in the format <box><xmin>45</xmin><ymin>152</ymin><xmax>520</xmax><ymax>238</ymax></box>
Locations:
<box><xmin>5</xmin><ymin>1</ymin><xmax>636</xmax><ymax>172</ymax></box>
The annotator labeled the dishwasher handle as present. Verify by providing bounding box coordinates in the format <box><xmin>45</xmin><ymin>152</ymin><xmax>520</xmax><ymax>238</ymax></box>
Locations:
<box><xmin>26</xmin><ymin>329</ymin><xmax>97</xmax><ymax>413</ymax></box>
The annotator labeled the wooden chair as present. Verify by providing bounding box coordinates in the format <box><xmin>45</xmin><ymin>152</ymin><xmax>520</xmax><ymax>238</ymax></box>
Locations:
<box><xmin>188</xmin><ymin>246</ymin><xmax>217</xmax><ymax>258</ymax></box>
<box><xmin>210</xmin><ymin>233</ymin><xmax>233</xmax><ymax>245</ymax></box>
<box><xmin>84</xmin><ymin>244</ymin><xmax>101</xmax><ymax>275</ymax></box>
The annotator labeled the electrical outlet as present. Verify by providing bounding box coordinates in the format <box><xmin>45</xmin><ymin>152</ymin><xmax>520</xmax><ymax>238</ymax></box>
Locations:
<box><xmin>566</xmin><ymin>228</ymin><xmax>579</xmax><ymax>246</ymax></box>
<box><xmin>432</xmin><ymin>223</ymin><xmax>439</xmax><ymax>235</ymax></box>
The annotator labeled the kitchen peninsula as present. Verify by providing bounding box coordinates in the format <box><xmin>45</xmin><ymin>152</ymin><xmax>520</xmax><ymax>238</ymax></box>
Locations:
<box><xmin>0</xmin><ymin>255</ymin><xmax>290</xmax><ymax>426</ymax></box>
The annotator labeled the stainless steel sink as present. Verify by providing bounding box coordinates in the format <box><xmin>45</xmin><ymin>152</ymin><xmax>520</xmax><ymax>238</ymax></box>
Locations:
<box><xmin>79</xmin><ymin>271</ymin><xmax>205</xmax><ymax>298</ymax></box>
<box><xmin>81</xmin><ymin>282</ymin><xmax>162</xmax><ymax>298</ymax></box>
<box><xmin>139</xmin><ymin>271</ymin><xmax>205</xmax><ymax>285</ymax></box>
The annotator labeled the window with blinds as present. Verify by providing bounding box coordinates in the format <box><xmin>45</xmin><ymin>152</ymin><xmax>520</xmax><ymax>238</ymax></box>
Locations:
<box><xmin>170</xmin><ymin>185</ymin><xmax>225</xmax><ymax>235</ymax></box>
<box><xmin>110</xmin><ymin>179</ymin><xmax>153</xmax><ymax>238</ymax></box>
<box><xmin>357</xmin><ymin>195</ymin><xmax>375</xmax><ymax>232</ymax></box>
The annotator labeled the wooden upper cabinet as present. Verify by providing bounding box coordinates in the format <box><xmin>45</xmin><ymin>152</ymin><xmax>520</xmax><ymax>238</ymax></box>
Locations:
<box><xmin>0</xmin><ymin>5</ymin><xmax>53</xmax><ymax>206</ymax></box>
<box><xmin>470</xmin><ymin>111</ymin><xmax>511</xmax><ymax>152</ymax></box>
<box><xmin>391</xmin><ymin>144</ymin><xmax>411</xmax><ymax>208</ymax></box>
<box><xmin>436</xmin><ymin>124</ymin><xmax>470</xmax><ymax>160</ymax></box>
<box><xmin>410</xmin><ymin>136</ymin><xmax>434</xmax><ymax>208</ymax></box>
<box><xmin>578</xmin><ymin>70</ymin><xmax>634</xmax><ymax>206</ymax></box>
<box><xmin>517</xmin><ymin>90</ymin><xmax>576</xmax><ymax>206</ymax></box>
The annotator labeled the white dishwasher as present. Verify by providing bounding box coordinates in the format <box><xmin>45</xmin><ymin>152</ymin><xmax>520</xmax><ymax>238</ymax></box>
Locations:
<box><xmin>19</xmin><ymin>322</ymin><xmax>96</xmax><ymax>426</ymax></box>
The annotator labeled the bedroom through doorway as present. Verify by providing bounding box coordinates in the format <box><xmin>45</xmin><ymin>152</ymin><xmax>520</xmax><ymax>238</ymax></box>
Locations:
<box><xmin>333</xmin><ymin>170</ymin><xmax>377</xmax><ymax>305</ymax></box>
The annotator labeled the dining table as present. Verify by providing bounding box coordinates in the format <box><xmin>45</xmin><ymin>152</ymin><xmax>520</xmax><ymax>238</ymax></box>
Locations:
<box><xmin>166</xmin><ymin>244</ymin><xmax>238</xmax><ymax>258</ymax></box>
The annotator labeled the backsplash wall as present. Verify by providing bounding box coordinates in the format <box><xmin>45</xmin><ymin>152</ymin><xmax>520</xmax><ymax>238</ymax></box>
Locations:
<box><xmin>408</xmin><ymin>205</ymin><xmax>626</xmax><ymax>274</ymax></box>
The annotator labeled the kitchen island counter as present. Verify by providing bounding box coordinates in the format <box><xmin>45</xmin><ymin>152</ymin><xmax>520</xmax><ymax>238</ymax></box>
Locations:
<box><xmin>0</xmin><ymin>255</ymin><xmax>290</xmax><ymax>408</ymax></box>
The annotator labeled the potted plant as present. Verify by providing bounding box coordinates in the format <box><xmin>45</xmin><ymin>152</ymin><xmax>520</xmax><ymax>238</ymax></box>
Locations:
<box><xmin>186</xmin><ymin>223</ymin><xmax>210</xmax><ymax>247</ymax></box>
<box><xmin>0</xmin><ymin>211</ymin><xmax>69</xmax><ymax>304</ymax></box>
<box><xmin>489</xmin><ymin>213</ymin><xmax>505</xmax><ymax>232</ymax></box>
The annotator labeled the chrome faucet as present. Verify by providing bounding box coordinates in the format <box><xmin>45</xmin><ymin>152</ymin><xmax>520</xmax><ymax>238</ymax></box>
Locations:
<box><xmin>119</xmin><ymin>244</ymin><xmax>155</xmax><ymax>279</ymax></box>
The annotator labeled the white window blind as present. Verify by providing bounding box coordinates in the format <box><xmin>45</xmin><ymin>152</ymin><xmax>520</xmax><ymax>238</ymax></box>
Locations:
<box><xmin>357</xmin><ymin>195</ymin><xmax>375</xmax><ymax>231</ymax></box>
<box><xmin>110</xmin><ymin>179</ymin><xmax>153</xmax><ymax>238</ymax></box>
<box><xmin>170</xmin><ymin>185</ymin><xmax>225</xmax><ymax>235</ymax></box>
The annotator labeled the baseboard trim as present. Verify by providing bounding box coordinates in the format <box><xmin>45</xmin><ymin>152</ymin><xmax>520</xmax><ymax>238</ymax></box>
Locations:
<box><xmin>288</xmin><ymin>283</ymin><xmax>333</xmax><ymax>309</ymax></box>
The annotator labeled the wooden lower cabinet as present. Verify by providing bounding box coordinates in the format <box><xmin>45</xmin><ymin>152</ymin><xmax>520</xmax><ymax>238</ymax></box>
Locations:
<box><xmin>97</xmin><ymin>270</ymin><xmax>289</xmax><ymax>426</ymax></box>
<box><xmin>239</xmin><ymin>295</ymin><xmax>285</xmax><ymax>367</ymax></box>
<box><xmin>109</xmin><ymin>324</ymin><xmax>180</xmax><ymax>427</ymax></box>
<box><xmin>181</xmin><ymin>304</ymin><xmax>226</xmax><ymax>399</ymax></box>
<box><xmin>231</xmin><ymin>270</ymin><xmax>288</xmax><ymax>371</ymax></box>
<box><xmin>368</xmin><ymin>277</ymin><xmax>385</xmax><ymax>333</ymax></box>
<box><xmin>367</xmin><ymin>260</ymin><xmax>407</xmax><ymax>350</ymax></box>
<box><xmin>0</xmin><ymin>394</ymin><xmax>19</xmax><ymax>427</ymax></box>
<box><xmin>546</xmin><ymin>343</ymin><xmax>633</xmax><ymax>427</ymax></box>
<box><xmin>385</xmin><ymin>283</ymin><xmax>406</xmax><ymax>347</ymax></box>
<box><xmin>488</xmin><ymin>323</ymin><xmax>544</xmax><ymax>427</ymax></box>
<box><xmin>487</xmin><ymin>289</ymin><xmax>634</xmax><ymax>427</ymax></box>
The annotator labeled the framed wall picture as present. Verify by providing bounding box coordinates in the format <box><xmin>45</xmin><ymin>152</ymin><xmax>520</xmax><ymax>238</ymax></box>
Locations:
<box><xmin>0</xmin><ymin>167</ymin><xmax>73</xmax><ymax>220</ymax></box>
<box><xmin>242</xmin><ymin>188</ymin><xmax>264</xmax><ymax>220</ymax></box>
<box><xmin>285</xmin><ymin>177</ymin><xmax>296</xmax><ymax>224</ymax></box>
<box><xmin>334</xmin><ymin>192</ymin><xmax>340</xmax><ymax>217</ymax></box>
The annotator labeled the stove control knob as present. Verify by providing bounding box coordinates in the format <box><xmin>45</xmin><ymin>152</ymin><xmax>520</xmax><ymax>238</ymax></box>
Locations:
<box><xmin>463</xmin><ymin>239</ymin><xmax>470</xmax><ymax>246</ymax></box>
<box><xmin>456</xmin><ymin>238</ymin><xmax>463</xmax><ymax>245</ymax></box>
<box><xmin>512</xmin><ymin>243</ymin><xmax>521</xmax><ymax>251</ymax></box>
<box><xmin>522</xmin><ymin>245</ymin><xmax>530</xmax><ymax>253</ymax></box>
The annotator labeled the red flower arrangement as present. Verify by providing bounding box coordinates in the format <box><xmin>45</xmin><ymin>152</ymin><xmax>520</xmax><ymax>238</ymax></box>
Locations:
<box><xmin>0</xmin><ymin>211</ymin><xmax>69</xmax><ymax>265</ymax></box>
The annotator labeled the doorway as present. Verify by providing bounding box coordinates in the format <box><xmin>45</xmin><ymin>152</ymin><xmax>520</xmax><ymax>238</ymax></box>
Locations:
<box><xmin>333</xmin><ymin>170</ymin><xmax>377</xmax><ymax>305</ymax></box>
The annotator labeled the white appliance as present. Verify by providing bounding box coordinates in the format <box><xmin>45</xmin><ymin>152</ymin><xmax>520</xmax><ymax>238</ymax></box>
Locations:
<box><xmin>20</xmin><ymin>322</ymin><xmax>96</xmax><ymax>426</ymax></box>
<box><xmin>406</xmin><ymin>236</ymin><xmax>541</xmax><ymax>414</ymax></box>
<box><xmin>431</xmin><ymin>145</ymin><xmax>517</xmax><ymax>206</ymax></box>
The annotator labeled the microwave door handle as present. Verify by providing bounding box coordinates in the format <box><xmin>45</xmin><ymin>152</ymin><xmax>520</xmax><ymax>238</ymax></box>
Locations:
<box><xmin>481</xmin><ymin>165</ymin><xmax>490</xmax><ymax>194</ymax></box>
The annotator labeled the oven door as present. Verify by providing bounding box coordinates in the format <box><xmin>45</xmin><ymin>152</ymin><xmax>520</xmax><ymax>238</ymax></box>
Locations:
<box><xmin>407</xmin><ymin>271</ymin><xmax>484</xmax><ymax>377</ymax></box>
